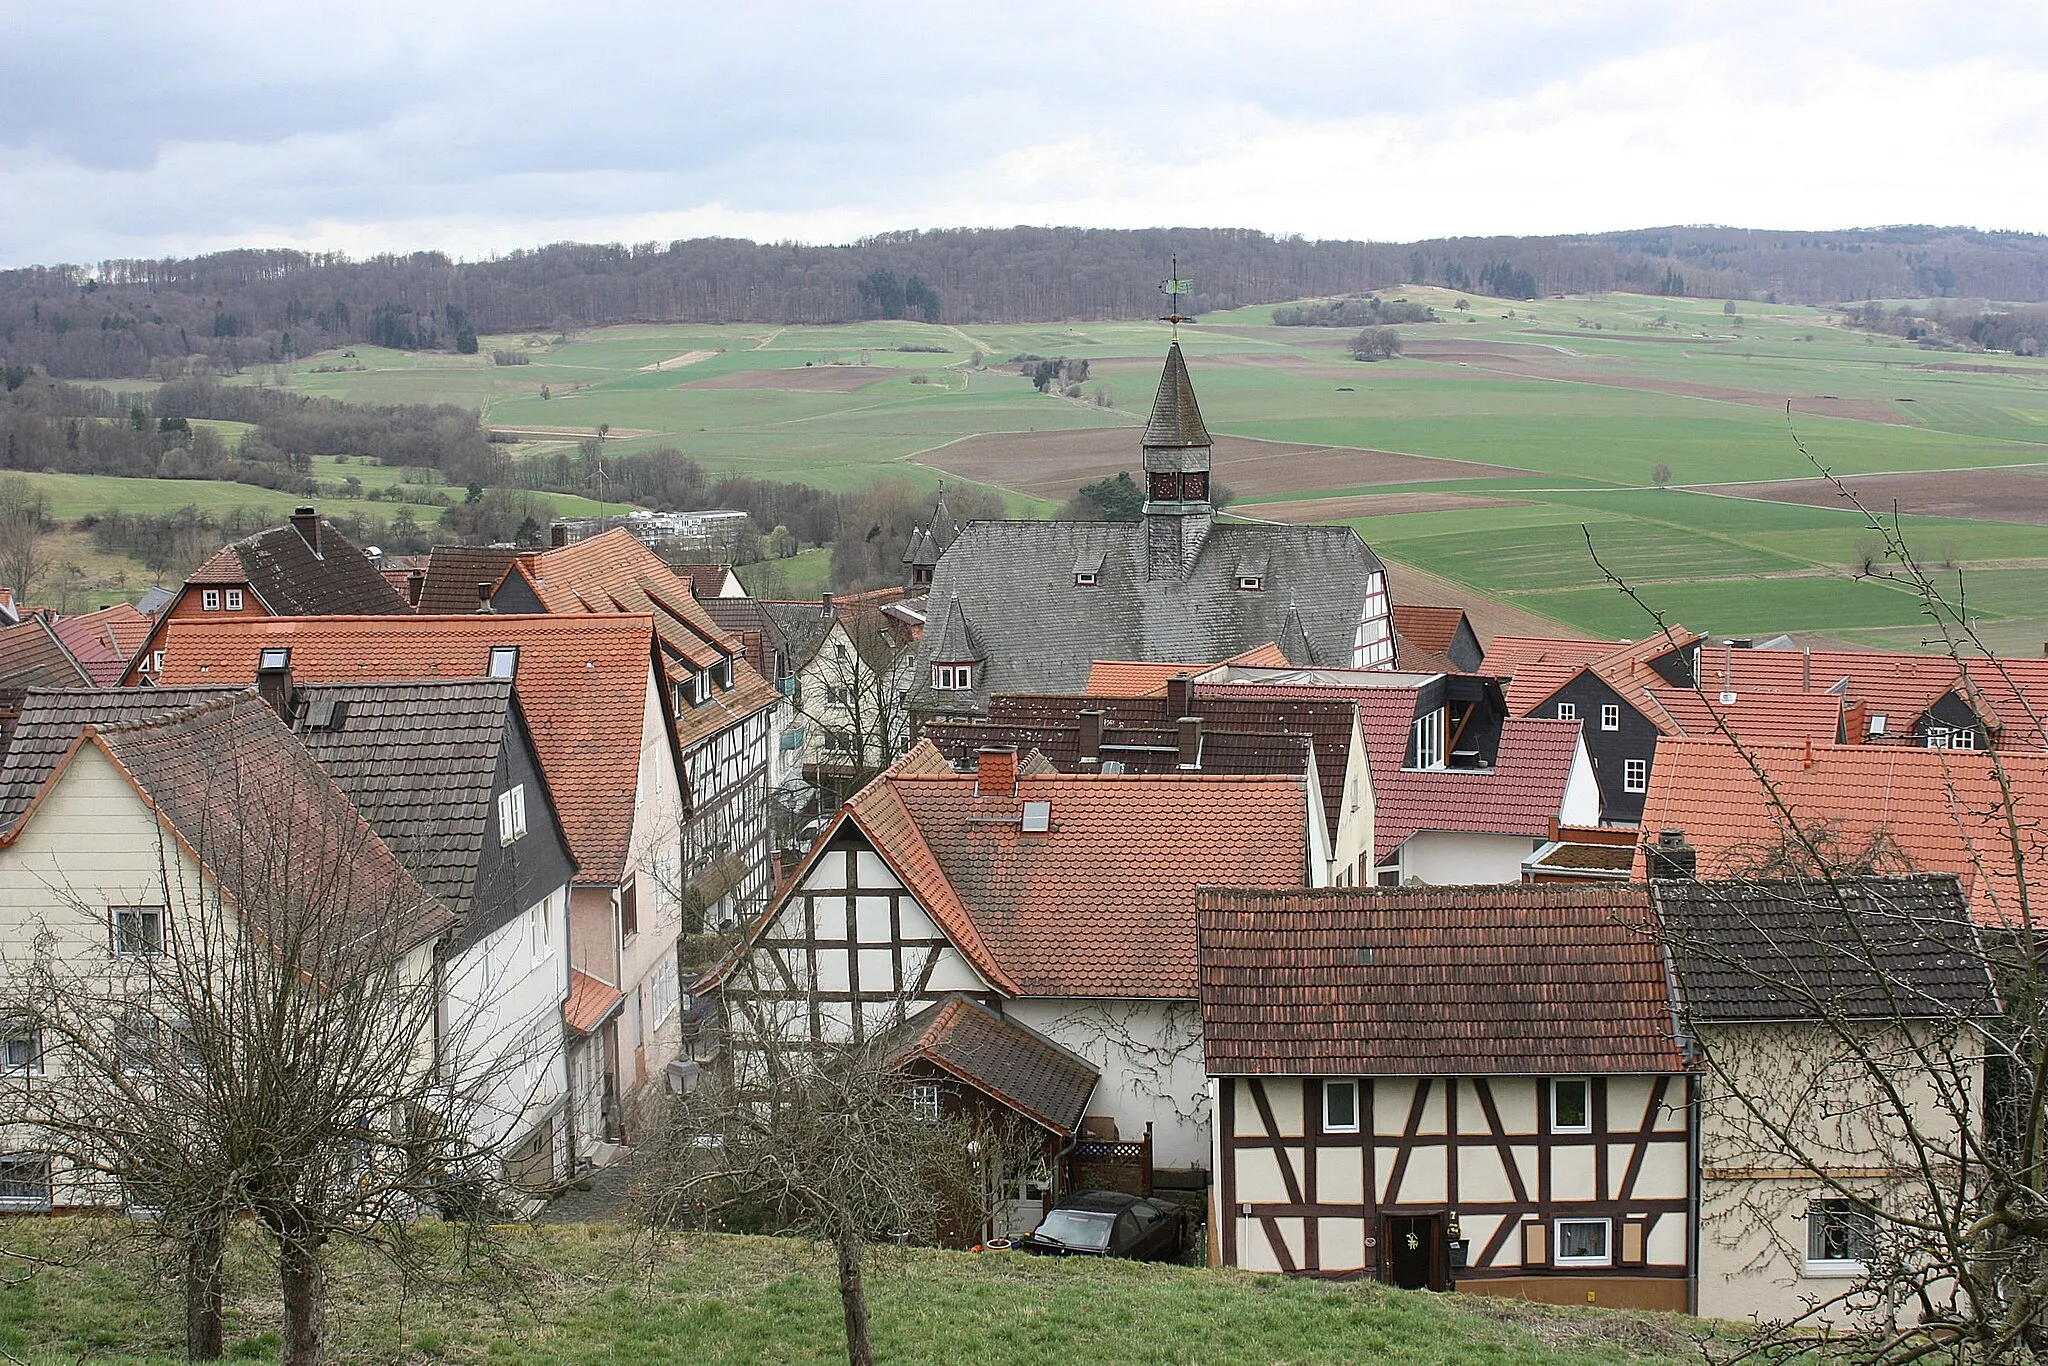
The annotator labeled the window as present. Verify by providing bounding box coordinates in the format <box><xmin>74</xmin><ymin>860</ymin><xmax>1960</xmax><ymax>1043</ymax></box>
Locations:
<box><xmin>224</xmin><ymin>589</ymin><xmax>243</xmax><ymax>611</ymax></box>
<box><xmin>1600</xmin><ymin>703</ymin><xmax>1621</xmax><ymax>731</ymax></box>
<box><xmin>1556</xmin><ymin>702</ymin><xmax>1577</xmax><ymax>722</ymax></box>
<box><xmin>149</xmin><ymin>649</ymin><xmax>164</xmax><ymax>675</ymax></box>
<box><xmin>620</xmin><ymin>877</ymin><xmax>638</xmax><ymax>940</ymax></box>
<box><xmin>1624</xmin><ymin>758</ymin><xmax>1648</xmax><ymax>793</ymax></box>
<box><xmin>1322</xmin><ymin>1079</ymin><xmax>1359</xmax><ymax>1133</ymax></box>
<box><xmin>497</xmin><ymin>784</ymin><xmax>528</xmax><ymax>845</ymax></box>
<box><xmin>932</xmin><ymin>663</ymin><xmax>974</xmax><ymax>691</ymax></box>
<box><xmin>1237</xmin><ymin>575</ymin><xmax>1264</xmax><ymax>592</ymax></box>
<box><xmin>0</xmin><ymin>1154</ymin><xmax>51</xmax><ymax>1212</ymax></box>
<box><xmin>1806</xmin><ymin>1199</ymin><xmax>1877</xmax><ymax>1273</ymax></box>
<box><xmin>1411</xmin><ymin>707</ymin><xmax>1445</xmax><ymax>769</ymax></box>
<box><xmin>2</xmin><ymin>1023</ymin><xmax>40</xmax><ymax>1074</ymax></box>
<box><xmin>530</xmin><ymin>893</ymin><xmax>552</xmax><ymax>964</ymax></box>
<box><xmin>488</xmin><ymin>645</ymin><xmax>519</xmax><ymax>679</ymax></box>
<box><xmin>258</xmin><ymin>647</ymin><xmax>290</xmax><ymax>672</ymax></box>
<box><xmin>908</xmin><ymin>1081</ymin><xmax>942</xmax><ymax>1124</ymax></box>
<box><xmin>1073</xmin><ymin>571</ymin><xmax>1098</xmax><ymax>587</ymax></box>
<box><xmin>1554</xmin><ymin>1218</ymin><xmax>1610</xmax><ymax>1265</ymax></box>
<box><xmin>649</xmin><ymin>958</ymin><xmax>679</xmax><ymax>1029</ymax></box>
<box><xmin>1868</xmin><ymin>712</ymin><xmax>1889</xmax><ymax>736</ymax></box>
<box><xmin>1926</xmin><ymin>726</ymin><xmax>1977</xmax><ymax>751</ymax></box>
<box><xmin>1551</xmin><ymin>1078</ymin><xmax>1591</xmax><ymax>1133</ymax></box>
<box><xmin>201</xmin><ymin>589</ymin><xmax>220</xmax><ymax>611</ymax></box>
<box><xmin>112</xmin><ymin>906</ymin><xmax>164</xmax><ymax>957</ymax></box>
<box><xmin>716</xmin><ymin>656</ymin><xmax>734</xmax><ymax>689</ymax></box>
<box><xmin>1149</xmin><ymin>472</ymin><xmax>1181</xmax><ymax>501</ymax></box>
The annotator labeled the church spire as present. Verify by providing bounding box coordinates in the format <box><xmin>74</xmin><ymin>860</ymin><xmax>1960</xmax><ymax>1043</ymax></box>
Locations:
<box><xmin>1141</xmin><ymin>342</ymin><xmax>1214</xmax><ymax>578</ymax></box>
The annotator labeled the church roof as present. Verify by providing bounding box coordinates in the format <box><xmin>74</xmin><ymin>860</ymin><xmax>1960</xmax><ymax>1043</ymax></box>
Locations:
<box><xmin>1142</xmin><ymin>343</ymin><xmax>1211</xmax><ymax>449</ymax></box>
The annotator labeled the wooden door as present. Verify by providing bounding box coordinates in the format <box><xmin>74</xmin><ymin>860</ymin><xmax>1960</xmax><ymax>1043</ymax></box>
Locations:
<box><xmin>1383</xmin><ymin>1213</ymin><xmax>1446</xmax><ymax>1291</ymax></box>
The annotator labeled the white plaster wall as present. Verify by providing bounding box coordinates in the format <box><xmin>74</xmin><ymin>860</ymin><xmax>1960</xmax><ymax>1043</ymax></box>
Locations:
<box><xmin>1392</xmin><ymin>830</ymin><xmax>1538</xmax><ymax>886</ymax></box>
<box><xmin>1561</xmin><ymin>738</ymin><xmax>1602</xmax><ymax>826</ymax></box>
<box><xmin>622</xmin><ymin>659</ymin><xmax>688</xmax><ymax>1087</ymax></box>
<box><xmin>1005</xmin><ymin>996</ymin><xmax>1211</xmax><ymax>1170</ymax></box>
<box><xmin>443</xmin><ymin>884</ymin><xmax>570</xmax><ymax>1162</ymax></box>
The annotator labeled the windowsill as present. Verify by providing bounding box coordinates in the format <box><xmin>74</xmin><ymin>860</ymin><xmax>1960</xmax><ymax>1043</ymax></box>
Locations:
<box><xmin>1552</xmin><ymin>1126</ymin><xmax>1592</xmax><ymax>1136</ymax></box>
<box><xmin>1554</xmin><ymin>1257</ymin><xmax>1611</xmax><ymax>1268</ymax></box>
<box><xmin>1322</xmin><ymin>1125</ymin><xmax>1360</xmax><ymax>1136</ymax></box>
<box><xmin>0</xmin><ymin>1199</ymin><xmax>51</xmax><ymax>1213</ymax></box>
<box><xmin>1803</xmin><ymin>1260</ymin><xmax>1868</xmax><ymax>1279</ymax></box>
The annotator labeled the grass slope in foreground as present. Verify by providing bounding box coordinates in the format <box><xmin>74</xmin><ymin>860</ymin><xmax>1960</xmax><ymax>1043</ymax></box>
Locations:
<box><xmin>0</xmin><ymin>1220</ymin><xmax>1716</xmax><ymax>1365</ymax></box>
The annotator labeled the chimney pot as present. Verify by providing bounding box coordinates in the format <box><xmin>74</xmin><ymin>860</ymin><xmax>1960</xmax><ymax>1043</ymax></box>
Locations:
<box><xmin>974</xmin><ymin>746</ymin><xmax>1018</xmax><ymax>798</ymax></box>
<box><xmin>1177</xmin><ymin>715</ymin><xmax>1203</xmax><ymax>768</ymax></box>
<box><xmin>476</xmin><ymin>581</ymin><xmax>494</xmax><ymax>613</ymax></box>
<box><xmin>406</xmin><ymin>568</ymin><xmax>425</xmax><ymax>608</ymax></box>
<box><xmin>822</xmin><ymin>591</ymin><xmax>835</xmax><ymax>617</ymax></box>
<box><xmin>1165</xmin><ymin>671</ymin><xmax>1194</xmax><ymax>716</ymax></box>
<box><xmin>1077</xmin><ymin>709</ymin><xmax>1104</xmax><ymax>765</ymax></box>
<box><xmin>290</xmin><ymin>505</ymin><xmax>321</xmax><ymax>557</ymax></box>
<box><xmin>550</xmin><ymin>522</ymin><xmax>570</xmax><ymax>549</ymax></box>
<box><xmin>1646</xmin><ymin>828</ymin><xmax>1697</xmax><ymax>880</ymax></box>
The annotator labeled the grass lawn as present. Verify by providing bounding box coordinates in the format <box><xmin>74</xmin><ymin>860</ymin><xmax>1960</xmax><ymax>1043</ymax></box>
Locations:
<box><xmin>0</xmin><ymin>1220</ymin><xmax>1719</xmax><ymax>1365</ymax></box>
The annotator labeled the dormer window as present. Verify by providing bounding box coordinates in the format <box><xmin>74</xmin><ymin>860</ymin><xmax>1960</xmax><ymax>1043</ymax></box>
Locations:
<box><xmin>224</xmin><ymin>589</ymin><xmax>243</xmax><ymax>611</ymax></box>
<box><xmin>932</xmin><ymin>663</ymin><xmax>974</xmax><ymax>691</ymax></box>
<box><xmin>1411</xmin><ymin>706</ymin><xmax>1445</xmax><ymax>769</ymax></box>
<box><xmin>1237</xmin><ymin>575</ymin><xmax>1263</xmax><ymax>592</ymax></box>
<box><xmin>692</xmin><ymin>670</ymin><xmax>712</xmax><ymax>705</ymax></box>
<box><xmin>258</xmin><ymin>647</ymin><xmax>290</xmax><ymax>672</ymax></box>
<box><xmin>717</xmin><ymin>656</ymin><xmax>735</xmax><ymax>689</ymax></box>
<box><xmin>201</xmin><ymin>590</ymin><xmax>220</xmax><ymax>611</ymax></box>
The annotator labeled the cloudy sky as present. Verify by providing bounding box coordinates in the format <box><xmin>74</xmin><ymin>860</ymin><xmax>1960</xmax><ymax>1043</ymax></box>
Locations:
<box><xmin>4</xmin><ymin>1</ymin><xmax>2045</xmax><ymax>267</ymax></box>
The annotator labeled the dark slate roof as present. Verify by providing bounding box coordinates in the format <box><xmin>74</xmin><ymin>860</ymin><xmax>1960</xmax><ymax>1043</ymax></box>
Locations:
<box><xmin>0</xmin><ymin>686</ymin><xmax>244</xmax><ymax>831</ymax></box>
<box><xmin>417</xmin><ymin>545</ymin><xmax>529</xmax><ymax>615</ymax></box>
<box><xmin>1143</xmin><ymin>343</ymin><xmax>1211</xmax><ymax>448</ymax></box>
<box><xmin>908</xmin><ymin>521</ymin><xmax>1384</xmax><ymax>713</ymax></box>
<box><xmin>1654</xmin><ymin>875</ymin><xmax>1998</xmax><ymax>1024</ymax></box>
<box><xmin>762</xmin><ymin>600</ymin><xmax>838</xmax><ymax>671</ymax></box>
<box><xmin>1196</xmin><ymin>884</ymin><xmax>1686</xmax><ymax>1077</ymax></box>
<box><xmin>701</xmin><ymin>596</ymin><xmax>792</xmax><ymax>679</ymax></box>
<box><xmin>191</xmin><ymin>518</ymin><xmax>408</xmax><ymax>617</ymax></box>
<box><xmin>288</xmin><ymin>679</ymin><xmax>558</xmax><ymax>951</ymax></box>
<box><xmin>888</xmin><ymin>994</ymin><xmax>1099</xmax><ymax>1137</ymax></box>
<box><xmin>926</xmin><ymin>594</ymin><xmax>986</xmax><ymax>664</ymax></box>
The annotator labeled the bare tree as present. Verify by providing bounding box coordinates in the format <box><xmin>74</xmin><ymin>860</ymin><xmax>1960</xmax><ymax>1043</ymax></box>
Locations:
<box><xmin>792</xmin><ymin>607</ymin><xmax>914</xmax><ymax>811</ymax></box>
<box><xmin>0</xmin><ymin>473</ymin><xmax>53</xmax><ymax>601</ymax></box>
<box><xmin>0</xmin><ymin>700</ymin><xmax>554</xmax><ymax>1364</ymax></box>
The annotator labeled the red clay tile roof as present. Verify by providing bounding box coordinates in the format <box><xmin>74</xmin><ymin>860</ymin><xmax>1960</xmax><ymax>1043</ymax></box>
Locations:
<box><xmin>1391</xmin><ymin>605</ymin><xmax>1471</xmax><ymax>661</ymax></box>
<box><xmin>24</xmin><ymin>694</ymin><xmax>451</xmax><ymax>955</ymax></box>
<box><xmin>1197</xmin><ymin>884</ymin><xmax>1683</xmax><ymax>1076</ymax></box>
<box><xmin>1082</xmin><ymin>644</ymin><xmax>1289</xmax><ymax>697</ymax></box>
<box><xmin>1636</xmin><ymin>737</ymin><xmax>2048</xmax><ymax>926</ymax></box>
<box><xmin>1485</xmin><ymin>635</ymin><xmax>1632</xmax><ymax>712</ymax></box>
<box><xmin>154</xmin><ymin>613</ymin><xmax>664</xmax><ymax>886</ymax></box>
<box><xmin>845</xmin><ymin>770</ymin><xmax>1311</xmax><ymax>998</ymax></box>
<box><xmin>888</xmin><ymin>994</ymin><xmax>1099</xmax><ymax>1136</ymax></box>
<box><xmin>1644</xmin><ymin>686</ymin><xmax>1846</xmax><ymax>747</ymax></box>
<box><xmin>51</xmin><ymin>604</ymin><xmax>153</xmax><ymax>686</ymax></box>
<box><xmin>566</xmin><ymin>968</ymin><xmax>626</xmax><ymax>1035</ymax></box>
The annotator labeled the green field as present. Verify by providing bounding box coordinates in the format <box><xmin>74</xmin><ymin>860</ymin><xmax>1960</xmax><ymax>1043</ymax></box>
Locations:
<box><xmin>0</xmin><ymin>1220</ymin><xmax>1711</xmax><ymax>1364</ymax></box>
<box><xmin>210</xmin><ymin>290</ymin><xmax>2048</xmax><ymax>646</ymax></box>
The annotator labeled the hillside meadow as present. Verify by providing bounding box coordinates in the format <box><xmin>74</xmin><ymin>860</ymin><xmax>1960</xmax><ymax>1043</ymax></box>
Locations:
<box><xmin>175</xmin><ymin>291</ymin><xmax>2048</xmax><ymax>648</ymax></box>
<box><xmin>0</xmin><ymin>1219</ymin><xmax>1730</xmax><ymax>1365</ymax></box>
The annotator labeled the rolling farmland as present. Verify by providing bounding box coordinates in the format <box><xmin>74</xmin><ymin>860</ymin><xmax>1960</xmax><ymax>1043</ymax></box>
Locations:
<box><xmin>236</xmin><ymin>288</ymin><xmax>2048</xmax><ymax>650</ymax></box>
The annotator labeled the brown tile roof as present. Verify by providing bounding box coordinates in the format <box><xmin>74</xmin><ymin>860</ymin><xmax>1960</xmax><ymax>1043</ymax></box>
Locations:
<box><xmin>416</xmin><ymin>545</ymin><xmax>531</xmax><ymax>615</ymax></box>
<box><xmin>51</xmin><ymin>604</ymin><xmax>153</xmax><ymax>686</ymax></box>
<box><xmin>154</xmin><ymin>613</ymin><xmax>666</xmax><ymax>886</ymax></box>
<box><xmin>186</xmin><ymin>516</ymin><xmax>408</xmax><ymax>616</ymax></box>
<box><xmin>1654</xmin><ymin>875</ymin><xmax>1996</xmax><ymax>1024</ymax></box>
<box><xmin>1485</xmin><ymin>634</ymin><xmax>1635</xmax><ymax>713</ymax></box>
<box><xmin>566</xmin><ymin>968</ymin><xmax>626</xmax><ymax>1035</ymax></box>
<box><xmin>0</xmin><ymin>618</ymin><xmax>93</xmax><ymax>693</ymax></box>
<box><xmin>0</xmin><ymin>685</ymin><xmax>244</xmax><ymax>831</ymax></box>
<box><xmin>1636</xmin><ymin>737</ymin><xmax>2048</xmax><ymax>925</ymax></box>
<box><xmin>1196</xmin><ymin>884</ymin><xmax>1685</xmax><ymax>1077</ymax></box>
<box><xmin>836</xmin><ymin>770</ymin><xmax>1311</xmax><ymax>998</ymax></box>
<box><xmin>1391</xmin><ymin>605</ymin><xmax>1473</xmax><ymax>662</ymax></box>
<box><xmin>1082</xmin><ymin>644</ymin><xmax>1290</xmax><ymax>698</ymax></box>
<box><xmin>15</xmin><ymin>695</ymin><xmax>450</xmax><ymax>955</ymax></box>
<box><xmin>887</xmin><ymin>994</ymin><xmax>1099</xmax><ymax>1136</ymax></box>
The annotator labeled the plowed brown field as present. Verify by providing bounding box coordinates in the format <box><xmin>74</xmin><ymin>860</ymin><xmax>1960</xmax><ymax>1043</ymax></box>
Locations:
<box><xmin>1705</xmin><ymin>468</ymin><xmax>2048</xmax><ymax>525</ymax></box>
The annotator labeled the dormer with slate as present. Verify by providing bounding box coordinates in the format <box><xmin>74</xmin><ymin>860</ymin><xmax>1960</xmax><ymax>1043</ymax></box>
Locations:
<box><xmin>1141</xmin><ymin>343</ymin><xmax>1214</xmax><ymax>578</ymax></box>
<box><xmin>927</xmin><ymin>594</ymin><xmax>986</xmax><ymax>700</ymax></box>
<box><xmin>902</xmin><ymin>488</ymin><xmax>962</xmax><ymax>589</ymax></box>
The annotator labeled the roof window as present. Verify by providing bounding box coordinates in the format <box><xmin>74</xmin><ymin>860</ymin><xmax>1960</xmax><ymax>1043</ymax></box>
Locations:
<box><xmin>257</xmin><ymin>647</ymin><xmax>290</xmax><ymax>672</ymax></box>
<box><xmin>1868</xmin><ymin>712</ymin><xmax>1889</xmax><ymax>736</ymax></box>
<box><xmin>488</xmin><ymin>646</ymin><xmax>519</xmax><ymax>680</ymax></box>
<box><xmin>1074</xmin><ymin>571</ymin><xmax>1098</xmax><ymax>588</ymax></box>
<box><xmin>1021</xmin><ymin>800</ymin><xmax>1051</xmax><ymax>833</ymax></box>
<box><xmin>1237</xmin><ymin>575</ymin><xmax>1263</xmax><ymax>592</ymax></box>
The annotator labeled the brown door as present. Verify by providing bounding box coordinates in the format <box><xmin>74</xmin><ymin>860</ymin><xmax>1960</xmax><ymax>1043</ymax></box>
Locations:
<box><xmin>1383</xmin><ymin>1214</ymin><xmax>1447</xmax><ymax>1291</ymax></box>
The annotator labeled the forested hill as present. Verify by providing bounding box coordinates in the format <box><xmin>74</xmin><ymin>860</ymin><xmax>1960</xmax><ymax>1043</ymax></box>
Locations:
<box><xmin>6</xmin><ymin>223</ymin><xmax>2048</xmax><ymax>378</ymax></box>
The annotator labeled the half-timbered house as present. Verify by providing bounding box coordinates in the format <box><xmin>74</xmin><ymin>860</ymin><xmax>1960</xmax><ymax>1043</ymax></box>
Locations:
<box><xmin>703</xmin><ymin>744</ymin><xmax>1317</xmax><ymax>1176</ymax></box>
<box><xmin>1196</xmin><ymin>884</ymin><xmax>1694</xmax><ymax>1310</ymax></box>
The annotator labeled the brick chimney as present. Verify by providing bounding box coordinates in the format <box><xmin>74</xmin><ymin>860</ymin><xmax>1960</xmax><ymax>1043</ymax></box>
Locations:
<box><xmin>550</xmin><ymin>522</ymin><xmax>570</xmax><ymax>549</ymax></box>
<box><xmin>1165</xmin><ymin>671</ymin><xmax>1194</xmax><ymax>717</ymax></box>
<box><xmin>974</xmin><ymin>746</ymin><xmax>1017</xmax><ymax>798</ymax></box>
<box><xmin>291</xmin><ymin>505</ymin><xmax>321</xmax><ymax>557</ymax></box>
<box><xmin>1176</xmin><ymin>715</ymin><xmax>1203</xmax><ymax>768</ymax></box>
<box><xmin>406</xmin><ymin>569</ymin><xmax>425</xmax><ymax>608</ymax></box>
<box><xmin>1077</xmin><ymin>709</ymin><xmax>1105</xmax><ymax>766</ymax></box>
<box><xmin>1644</xmin><ymin>828</ymin><xmax>1697</xmax><ymax>880</ymax></box>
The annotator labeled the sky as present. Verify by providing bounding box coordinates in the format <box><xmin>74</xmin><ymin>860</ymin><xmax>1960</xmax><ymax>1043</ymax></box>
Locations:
<box><xmin>4</xmin><ymin>1</ymin><xmax>2046</xmax><ymax>268</ymax></box>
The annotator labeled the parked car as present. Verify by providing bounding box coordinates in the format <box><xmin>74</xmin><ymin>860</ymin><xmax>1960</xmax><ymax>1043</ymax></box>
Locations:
<box><xmin>1020</xmin><ymin>1190</ymin><xmax>1185</xmax><ymax>1261</ymax></box>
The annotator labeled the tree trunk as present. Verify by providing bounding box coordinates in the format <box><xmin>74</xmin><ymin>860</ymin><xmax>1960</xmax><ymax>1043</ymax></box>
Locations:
<box><xmin>834</xmin><ymin>1231</ymin><xmax>874</xmax><ymax>1366</ymax></box>
<box><xmin>278</xmin><ymin>1234</ymin><xmax>326</xmax><ymax>1366</ymax></box>
<box><xmin>182</xmin><ymin>1220</ymin><xmax>225</xmax><ymax>1361</ymax></box>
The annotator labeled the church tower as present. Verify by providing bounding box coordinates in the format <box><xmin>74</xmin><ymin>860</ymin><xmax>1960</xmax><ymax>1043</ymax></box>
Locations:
<box><xmin>1141</xmin><ymin>342</ymin><xmax>1214</xmax><ymax>578</ymax></box>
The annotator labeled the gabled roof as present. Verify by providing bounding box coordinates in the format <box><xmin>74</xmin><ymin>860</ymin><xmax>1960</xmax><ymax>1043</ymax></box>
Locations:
<box><xmin>154</xmin><ymin>614</ymin><xmax>666</xmax><ymax>886</ymax></box>
<box><xmin>886</xmin><ymin>994</ymin><xmax>1099</xmax><ymax>1137</ymax></box>
<box><xmin>1654</xmin><ymin>875</ymin><xmax>1996</xmax><ymax>1024</ymax></box>
<box><xmin>1636</xmin><ymin>737</ymin><xmax>2048</xmax><ymax>926</ymax></box>
<box><xmin>1644</xmin><ymin>686</ymin><xmax>1845</xmax><ymax>747</ymax></box>
<box><xmin>18</xmin><ymin>695</ymin><xmax>450</xmax><ymax>955</ymax></box>
<box><xmin>700</xmin><ymin>596</ymin><xmax>791</xmax><ymax>679</ymax></box>
<box><xmin>0</xmin><ymin>617</ymin><xmax>93</xmax><ymax>694</ymax></box>
<box><xmin>1486</xmin><ymin>635</ymin><xmax>1629</xmax><ymax>712</ymax></box>
<box><xmin>290</xmin><ymin>679</ymin><xmax>557</xmax><ymax>944</ymax></box>
<box><xmin>566</xmin><ymin>968</ymin><xmax>626</xmax><ymax>1036</ymax></box>
<box><xmin>1391</xmin><ymin>604</ymin><xmax>1480</xmax><ymax>670</ymax></box>
<box><xmin>1142</xmin><ymin>342</ymin><xmax>1211</xmax><ymax>448</ymax></box>
<box><xmin>833</xmin><ymin>769</ymin><xmax>1310</xmax><ymax>998</ymax></box>
<box><xmin>1196</xmin><ymin>884</ymin><xmax>1685</xmax><ymax>1077</ymax></box>
<box><xmin>0</xmin><ymin>685</ymin><xmax>245</xmax><ymax>830</ymax></box>
<box><xmin>51</xmin><ymin>604</ymin><xmax>153</xmax><ymax>685</ymax></box>
<box><xmin>762</xmin><ymin>600</ymin><xmax>839</xmax><ymax>671</ymax></box>
<box><xmin>416</xmin><ymin>545</ymin><xmax>531</xmax><ymax>615</ymax></box>
<box><xmin>186</xmin><ymin>516</ymin><xmax>408</xmax><ymax>617</ymax></box>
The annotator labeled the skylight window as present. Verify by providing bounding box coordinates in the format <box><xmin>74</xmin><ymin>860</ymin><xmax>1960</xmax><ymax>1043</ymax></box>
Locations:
<box><xmin>257</xmin><ymin>647</ymin><xmax>290</xmax><ymax>672</ymax></box>
<box><xmin>1021</xmin><ymin>801</ymin><xmax>1051</xmax><ymax>833</ymax></box>
<box><xmin>488</xmin><ymin>646</ymin><xmax>519</xmax><ymax>679</ymax></box>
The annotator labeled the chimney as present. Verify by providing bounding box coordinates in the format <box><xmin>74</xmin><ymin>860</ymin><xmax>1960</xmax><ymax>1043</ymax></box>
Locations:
<box><xmin>290</xmin><ymin>505</ymin><xmax>321</xmax><ymax>557</ymax></box>
<box><xmin>1077</xmin><ymin>709</ymin><xmax>1104</xmax><ymax>765</ymax></box>
<box><xmin>974</xmin><ymin>746</ymin><xmax>1017</xmax><ymax>798</ymax></box>
<box><xmin>1644</xmin><ymin>828</ymin><xmax>1697</xmax><ymax>880</ymax></box>
<box><xmin>1802</xmin><ymin>648</ymin><xmax>1812</xmax><ymax>691</ymax></box>
<box><xmin>406</xmin><ymin>569</ymin><xmax>425</xmax><ymax>608</ymax></box>
<box><xmin>821</xmin><ymin>591</ymin><xmax>836</xmax><ymax>618</ymax></box>
<box><xmin>1165</xmin><ymin>671</ymin><xmax>1194</xmax><ymax>717</ymax></box>
<box><xmin>550</xmin><ymin>522</ymin><xmax>570</xmax><ymax>549</ymax></box>
<box><xmin>475</xmin><ymin>581</ymin><xmax>494</xmax><ymax>613</ymax></box>
<box><xmin>1177</xmin><ymin>715</ymin><xmax>1203</xmax><ymax>769</ymax></box>
<box><xmin>255</xmin><ymin>658</ymin><xmax>296</xmax><ymax>722</ymax></box>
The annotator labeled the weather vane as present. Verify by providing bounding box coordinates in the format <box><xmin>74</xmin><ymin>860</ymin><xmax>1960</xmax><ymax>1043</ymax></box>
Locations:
<box><xmin>1160</xmin><ymin>255</ymin><xmax>1194</xmax><ymax>338</ymax></box>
